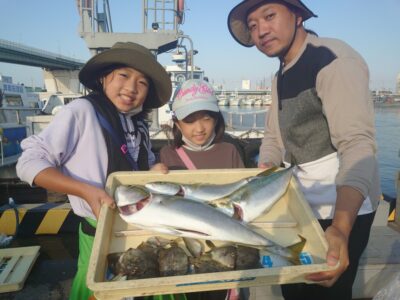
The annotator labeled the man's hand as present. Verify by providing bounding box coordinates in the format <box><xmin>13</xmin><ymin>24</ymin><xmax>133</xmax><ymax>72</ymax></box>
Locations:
<box><xmin>305</xmin><ymin>224</ymin><xmax>349</xmax><ymax>287</ymax></box>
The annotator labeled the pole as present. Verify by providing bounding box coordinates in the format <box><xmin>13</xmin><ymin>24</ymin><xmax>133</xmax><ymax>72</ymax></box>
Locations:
<box><xmin>179</xmin><ymin>35</ymin><xmax>194</xmax><ymax>79</ymax></box>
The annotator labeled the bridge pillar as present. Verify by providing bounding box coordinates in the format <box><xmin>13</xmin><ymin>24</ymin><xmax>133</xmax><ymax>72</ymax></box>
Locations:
<box><xmin>43</xmin><ymin>70</ymin><xmax>81</xmax><ymax>94</ymax></box>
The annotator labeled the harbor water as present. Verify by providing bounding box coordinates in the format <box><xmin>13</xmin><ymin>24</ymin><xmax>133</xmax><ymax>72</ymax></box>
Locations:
<box><xmin>221</xmin><ymin>105</ymin><xmax>400</xmax><ymax>199</ymax></box>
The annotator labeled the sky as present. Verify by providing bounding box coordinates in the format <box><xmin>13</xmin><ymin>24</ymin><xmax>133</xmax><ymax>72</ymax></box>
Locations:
<box><xmin>1</xmin><ymin>0</ymin><xmax>399</xmax><ymax>91</ymax></box>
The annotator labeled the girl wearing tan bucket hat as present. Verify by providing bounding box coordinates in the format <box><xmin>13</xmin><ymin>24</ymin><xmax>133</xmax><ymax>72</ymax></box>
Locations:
<box><xmin>16</xmin><ymin>42</ymin><xmax>178</xmax><ymax>300</ymax></box>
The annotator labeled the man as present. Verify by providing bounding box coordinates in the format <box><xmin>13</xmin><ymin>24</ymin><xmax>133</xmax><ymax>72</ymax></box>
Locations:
<box><xmin>228</xmin><ymin>1</ymin><xmax>380</xmax><ymax>299</ymax></box>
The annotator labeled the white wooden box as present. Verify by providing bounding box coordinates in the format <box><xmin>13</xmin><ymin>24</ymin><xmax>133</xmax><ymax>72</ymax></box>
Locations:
<box><xmin>87</xmin><ymin>169</ymin><xmax>335</xmax><ymax>300</ymax></box>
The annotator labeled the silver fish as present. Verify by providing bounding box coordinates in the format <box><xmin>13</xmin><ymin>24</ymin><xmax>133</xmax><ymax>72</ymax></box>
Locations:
<box><xmin>143</xmin><ymin>170</ymin><xmax>275</xmax><ymax>202</ymax></box>
<box><xmin>114</xmin><ymin>185</ymin><xmax>303</xmax><ymax>263</ymax></box>
<box><xmin>210</xmin><ymin>167</ymin><xmax>294</xmax><ymax>222</ymax></box>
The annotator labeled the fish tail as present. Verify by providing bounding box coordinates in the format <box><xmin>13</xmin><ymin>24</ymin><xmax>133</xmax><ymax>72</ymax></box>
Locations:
<box><xmin>287</xmin><ymin>235</ymin><xmax>307</xmax><ymax>265</ymax></box>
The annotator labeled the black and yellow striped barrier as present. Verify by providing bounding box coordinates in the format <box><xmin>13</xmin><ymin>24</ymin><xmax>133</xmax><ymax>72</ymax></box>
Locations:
<box><xmin>382</xmin><ymin>193</ymin><xmax>396</xmax><ymax>222</ymax></box>
<box><xmin>0</xmin><ymin>203</ymin><xmax>80</xmax><ymax>236</ymax></box>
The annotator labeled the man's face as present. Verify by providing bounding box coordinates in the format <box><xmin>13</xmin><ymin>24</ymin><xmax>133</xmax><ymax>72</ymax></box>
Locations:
<box><xmin>247</xmin><ymin>3</ymin><xmax>298</xmax><ymax>58</ymax></box>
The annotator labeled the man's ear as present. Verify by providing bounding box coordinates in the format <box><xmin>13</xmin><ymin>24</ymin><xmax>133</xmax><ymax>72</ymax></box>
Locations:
<box><xmin>296</xmin><ymin>14</ymin><xmax>303</xmax><ymax>27</ymax></box>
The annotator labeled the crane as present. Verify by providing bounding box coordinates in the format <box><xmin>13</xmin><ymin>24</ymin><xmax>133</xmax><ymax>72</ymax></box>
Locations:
<box><xmin>76</xmin><ymin>0</ymin><xmax>186</xmax><ymax>56</ymax></box>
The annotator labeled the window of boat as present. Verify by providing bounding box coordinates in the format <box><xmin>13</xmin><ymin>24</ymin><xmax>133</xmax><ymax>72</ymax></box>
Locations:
<box><xmin>5</xmin><ymin>95</ymin><xmax>23</xmax><ymax>106</ymax></box>
<box><xmin>64</xmin><ymin>97</ymin><xmax>76</xmax><ymax>104</ymax></box>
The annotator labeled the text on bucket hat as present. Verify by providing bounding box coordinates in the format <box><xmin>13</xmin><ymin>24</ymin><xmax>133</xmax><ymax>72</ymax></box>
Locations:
<box><xmin>172</xmin><ymin>79</ymin><xmax>220</xmax><ymax>120</ymax></box>
<box><xmin>228</xmin><ymin>0</ymin><xmax>317</xmax><ymax>47</ymax></box>
<box><xmin>79</xmin><ymin>42</ymin><xmax>172</xmax><ymax>109</ymax></box>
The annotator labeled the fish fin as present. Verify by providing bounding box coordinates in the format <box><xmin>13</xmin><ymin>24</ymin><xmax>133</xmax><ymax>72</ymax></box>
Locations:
<box><xmin>205</xmin><ymin>240</ymin><xmax>216</xmax><ymax>250</ymax></box>
<box><xmin>288</xmin><ymin>156</ymin><xmax>308</xmax><ymax>173</ymax></box>
<box><xmin>208</xmin><ymin>197</ymin><xmax>232</xmax><ymax>207</ymax></box>
<box><xmin>183</xmin><ymin>237</ymin><xmax>204</xmax><ymax>257</ymax></box>
<box><xmin>256</xmin><ymin>166</ymin><xmax>279</xmax><ymax>177</ymax></box>
<box><xmin>287</xmin><ymin>235</ymin><xmax>307</xmax><ymax>265</ymax></box>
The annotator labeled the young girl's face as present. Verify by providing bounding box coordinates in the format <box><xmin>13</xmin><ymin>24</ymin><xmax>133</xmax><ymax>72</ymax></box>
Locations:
<box><xmin>176</xmin><ymin>111</ymin><xmax>217</xmax><ymax>146</ymax></box>
<box><xmin>102</xmin><ymin>67</ymin><xmax>149</xmax><ymax>112</ymax></box>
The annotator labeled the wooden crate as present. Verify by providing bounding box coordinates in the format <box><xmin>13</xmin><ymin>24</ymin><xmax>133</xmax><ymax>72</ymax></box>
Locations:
<box><xmin>87</xmin><ymin>169</ymin><xmax>336</xmax><ymax>300</ymax></box>
<box><xmin>0</xmin><ymin>246</ymin><xmax>40</xmax><ymax>293</ymax></box>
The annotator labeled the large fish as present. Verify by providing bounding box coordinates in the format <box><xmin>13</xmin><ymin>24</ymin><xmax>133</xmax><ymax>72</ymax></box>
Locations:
<box><xmin>114</xmin><ymin>185</ymin><xmax>304</xmax><ymax>264</ymax></box>
<box><xmin>144</xmin><ymin>167</ymin><xmax>277</xmax><ymax>202</ymax></box>
<box><xmin>210</xmin><ymin>167</ymin><xmax>294</xmax><ymax>222</ymax></box>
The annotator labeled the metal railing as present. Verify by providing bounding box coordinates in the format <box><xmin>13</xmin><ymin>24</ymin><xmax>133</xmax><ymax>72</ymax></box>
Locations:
<box><xmin>223</xmin><ymin>109</ymin><xmax>269</xmax><ymax>131</ymax></box>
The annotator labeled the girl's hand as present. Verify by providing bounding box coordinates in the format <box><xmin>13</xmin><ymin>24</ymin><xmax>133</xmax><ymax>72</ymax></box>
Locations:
<box><xmin>82</xmin><ymin>185</ymin><xmax>115</xmax><ymax>220</ymax></box>
<box><xmin>150</xmin><ymin>163</ymin><xmax>169</xmax><ymax>174</ymax></box>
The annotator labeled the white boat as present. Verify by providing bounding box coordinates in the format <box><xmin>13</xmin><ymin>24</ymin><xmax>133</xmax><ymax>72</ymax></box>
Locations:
<box><xmin>229</xmin><ymin>96</ymin><xmax>243</xmax><ymax>106</ymax></box>
<box><xmin>242</xmin><ymin>97</ymin><xmax>255</xmax><ymax>106</ymax></box>
<box><xmin>40</xmin><ymin>93</ymin><xmax>82</xmax><ymax>115</ymax></box>
<box><xmin>217</xmin><ymin>95</ymin><xmax>229</xmax><ymax>106</ymax></box>
<box><xmin>0</xmin><ymin>75</ymin><xmax>43</xmax><ymax>176</ymax></box>
<box><xmin>254</xmin><ymin>98</ymin><xmax>263</xmax><ymax>106</ymax></box>
<box><xmin>0</xmin><ymin>75</ymin><xmax>42</xmax><ymax>124</ymax></box>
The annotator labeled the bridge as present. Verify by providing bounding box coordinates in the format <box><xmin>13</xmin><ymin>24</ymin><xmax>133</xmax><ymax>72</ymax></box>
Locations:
<box><xmin>0</xmin><ymin>38</ymin><xmax>85</xmax><ymax>94</ymax></box>
<box><xmin>0</xmin><ymin>39</ymin><xmax>84</xmax><ymax>70</ymax></box>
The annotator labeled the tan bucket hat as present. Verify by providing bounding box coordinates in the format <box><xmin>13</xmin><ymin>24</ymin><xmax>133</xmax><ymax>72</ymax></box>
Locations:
<box><xmin>228</xmin><ymin>0</ymin><xmax>317</xmax><ymax>47</ymax></box>
<box><xmin>79</xmin><ymin>42</ymin><xmax>172</xmax><ymax>109</ymax></box>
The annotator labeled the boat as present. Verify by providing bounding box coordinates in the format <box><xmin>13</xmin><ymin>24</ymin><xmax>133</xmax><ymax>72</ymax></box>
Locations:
<box><xmin>253</xmin><ymin>97</ymin><xmax>263</xmax><ymax>106</ymax></box>
<box><xmin>40</xmin><ymin>92</ymin><xmax>82</xmax><ymax>115</ymax></box>
<box><xmin>0</xmin><ymin>75</ymin><xmax>42</xmax><ymax>123</ymax></box>
<box><xmin>217</xmin><ymin>94</ymin><xmax>229</xmax><ymax>106</ymax></box>
<box><xmin>241</xmin><ymin>97</ymin><xmax>255</xmax><ymax>106</ymax></box>
<box><xmin>0</xmin><ymin>75</ymin><xmax>43</xmax><ymax>177</ymax></box>
<box><xmin>372</xmin><ymin>91</ymin><xmax>400</xmax><ymax>107</ymax></box>
<box><xmin>229</xmin><ymin>96</ymin><xmax>244</xmax><ymax>106</ymax></box>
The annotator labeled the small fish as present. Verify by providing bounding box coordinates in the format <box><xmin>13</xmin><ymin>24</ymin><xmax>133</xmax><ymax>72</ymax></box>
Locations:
<box><xmin>205</xmin><ymin>241</ymin><xmax>236</xmax><ymax>270</ymax></box>
<box><xmin>235</xmin><ymin>245</ymin><xmax>261</xmax><ymax>270</ymax></box>
<box><xmin>191</xmin><ymin>241</ymin><xmax>259</xmax><ymax>273</ymax></box>
<box><xmin>158</xmin><ymin>242</ymin><xmax>189</xmax><ymax>276</ymax></box>
<box><xmin>206</xmin><ymin>240</ymin><xmax>261</xmax><ymax>270</ymax></box>
<box><xmin>107</xmin><ymin>252</ymin><xmax>124</xmax><ymax>276</ymax></box>
<box><xmin>107</xmin><ymin>248</ymin><xmax>159</xmax><ymax>279</ymax></box>
<box><xmin>115</xmin><ymin>185</ymin><xmax>304</xmax><ymax>264</ymax></box>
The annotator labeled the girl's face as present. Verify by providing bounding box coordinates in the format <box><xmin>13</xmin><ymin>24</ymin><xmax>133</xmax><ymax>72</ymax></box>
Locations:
<box><xmin>176</xmin><ymin>111</ymin><xmax>217</xmax><ymax>146</ymax></box>
<box><xmin>102</xmin><ymin>67</ymin><xmax>149</xmax><ymax>112</ymax></box>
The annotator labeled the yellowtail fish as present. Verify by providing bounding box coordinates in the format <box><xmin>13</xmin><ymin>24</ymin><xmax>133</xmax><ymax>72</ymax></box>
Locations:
<box><xmin>114</xmin><ymin>185</ymin><xmax>304</xmax><ymax>264</ymax></box>
<box><xmin>210</xmin><ymin>166</ymin><xmax>294</xmax><ymax>222</ymax></box>
<box><xmin>144</xmin><ymin>167</ymin><xmax>277</xmax><ymax>202</ymax></box>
